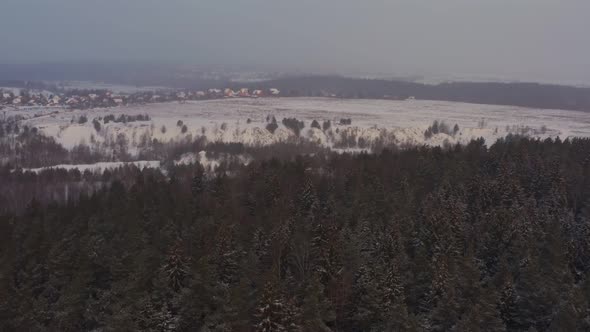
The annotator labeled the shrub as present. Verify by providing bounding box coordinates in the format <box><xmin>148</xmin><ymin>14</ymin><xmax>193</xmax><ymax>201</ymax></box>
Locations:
<box><xmin>78</xmin><ymin>115</ymin><xmax>88</xmax><ymax>124</ymax></box>
<box><xmin>103</xmin><ymin>114</ymin><xmax>115</xmax><ymax>124</ymax></box>
<box><xmin>311</xmin><ymin>120</ymin><xmax>321</xmax><ymax>129</ymax></box>
<box><xmin>181</xmin><ymin>125</ymin><xmax>188</xmax><ymax>134</ymax></box>
<box><xmin>266</xmin><ymin>122</ymin><xmax>278</xmax><ymax>134</ymax></box>
<box><xmin>322</xmin><ymin>120</ymin><xmax>331</xmax><ymax>131</ymax></box>
<box><xmin>478</xmin><ymin>118</ymin><xmax>487</xmax><ymax>129</ymax></box>
<box><xmin>339</xmin><ymin>118</ymin><xmax>352</xmax><ymax>125</ymax></box>
<box><xmin>282</xmin><ymin>117</ymin><xmax>305</xmax><ymax>136</ymax></box>
<box><xmin>424</xmin><ymin>120</ymin><xmax>453</xmax><ymax>139</ymax></box>
<box><xmin>266</xmin><ymin>116</ymin><xmax>278</xmax><ymax>134</ymax></box>
<box><xmin>93</xmin><ymin>119</ymin><xmax>101</xmax><ymax>132</ymax></box>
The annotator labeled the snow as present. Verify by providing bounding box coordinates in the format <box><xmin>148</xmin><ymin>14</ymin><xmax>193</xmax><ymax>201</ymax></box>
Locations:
<box><xmin>22</xmin><ymin>161</ymin><xmax>161</xmax><ymax>174</ymax></box>
<box><xmin>175</xmin><ymin>151</ymin><xmax>252</xmax><ymax>170</ymax></box>
<box><xmin>8</xmin><ymin>98</ymin><xmax>590</xmax><ymax>154</ymax></box>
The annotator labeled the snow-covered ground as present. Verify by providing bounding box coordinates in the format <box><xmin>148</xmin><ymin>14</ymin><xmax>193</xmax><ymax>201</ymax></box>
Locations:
<box><xmin>9</xmin><ymin>97</ymin><xmax>590</xmax><ymax>153</ymax></box>
<box><xmin>22</xmin><ymin>161</ymin><xmax>161</xmax><ymax>174</ymax></box>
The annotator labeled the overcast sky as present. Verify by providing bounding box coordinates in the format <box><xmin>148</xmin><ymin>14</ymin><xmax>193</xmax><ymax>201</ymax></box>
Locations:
<box><xmin>1</xmin><ymin>0</ymin><xmax>589</xmax><ymax>84</ymax></box>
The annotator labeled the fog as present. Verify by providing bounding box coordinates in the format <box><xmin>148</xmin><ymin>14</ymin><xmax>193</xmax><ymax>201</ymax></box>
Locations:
<box><xmin>1</xmin><ymin>0</ymin><xmax>589</xmax><ymax>84</ymax></box>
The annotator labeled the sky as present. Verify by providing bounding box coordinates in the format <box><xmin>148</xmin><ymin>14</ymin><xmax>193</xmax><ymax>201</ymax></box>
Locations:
<box><xmin>1</xmin><ymin>0</ymin><xmax>590</xmax><ymax>84</ymax></box>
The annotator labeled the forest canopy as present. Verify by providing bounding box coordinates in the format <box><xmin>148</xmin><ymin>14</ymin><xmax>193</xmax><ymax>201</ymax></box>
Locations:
<box><xmin>1</xmin><ymin>137</ymin><xmax>590</xmax><ymax>331</ymax></box>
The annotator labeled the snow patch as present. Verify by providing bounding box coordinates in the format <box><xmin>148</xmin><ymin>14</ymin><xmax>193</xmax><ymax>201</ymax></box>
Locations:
<box><xmin>22</xmin><ymin>161</ymin><xmax>161</xmax><ymax>174</ymax></box>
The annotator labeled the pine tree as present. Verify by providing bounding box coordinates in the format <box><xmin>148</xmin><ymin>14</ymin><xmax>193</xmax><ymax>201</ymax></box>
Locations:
<box><xmin>253</xmin><ymin>282</ymin><xmax>301</xmax><ymax>332</ymax></box>
<box><xmin>299</xmin><ymin>277</ymin><xmax>335</xmax><ymax>331</ymax></box>
<box><xmin>191</xmin><ymin>164</ymin><xmax>205</xmax><ymax>199</ymax></box>
<box><xmin>163</xmin><ymin>240</ymin><xmax>189</xmax><ymax>292</ymax></box>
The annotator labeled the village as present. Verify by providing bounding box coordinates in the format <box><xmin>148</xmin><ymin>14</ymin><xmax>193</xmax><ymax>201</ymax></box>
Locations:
<box><xmin>0</xmin><ymin>86</ymin><xmax>281</xmax><ymax>110</ymax></box>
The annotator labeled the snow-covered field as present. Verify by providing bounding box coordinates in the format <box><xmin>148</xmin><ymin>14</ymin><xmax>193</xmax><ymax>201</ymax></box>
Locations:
<box><xmin>10</xmin><ymin>97</ymin><xmax>590</xmax><ymax>153</ymax></box>
<box><xmin>23</xmin><ymin>161</ymin><xmax>161</xmax><ymax>174</ymax></box>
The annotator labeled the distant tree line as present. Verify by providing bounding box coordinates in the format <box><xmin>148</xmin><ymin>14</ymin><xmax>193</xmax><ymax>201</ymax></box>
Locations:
<box><xmin>102</xmin><ymin>114</ymin><xmax>151</xmax><ymax>124</ymax></box>
<box><xmin>247</xmin><ymin>76</ymin><xmax>590</xmax><ymax>111</ymax></box>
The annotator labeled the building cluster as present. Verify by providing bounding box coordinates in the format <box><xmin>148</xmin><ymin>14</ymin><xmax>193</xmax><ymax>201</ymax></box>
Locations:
<box><xmin>0</xmin><ymin>87</ymin><xmax>281</xmax><ymax>110</ymax></box>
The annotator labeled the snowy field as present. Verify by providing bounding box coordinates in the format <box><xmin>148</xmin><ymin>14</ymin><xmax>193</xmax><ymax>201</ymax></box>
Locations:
<box><xmin>22</xmin><ymin>160</ymin><xmax>161</xmax><ymax>174</ymax></box>
<box><xmin>9</xmin><ymin>97</ymin><xmax>590</xmax><ymax>154</ymax></box>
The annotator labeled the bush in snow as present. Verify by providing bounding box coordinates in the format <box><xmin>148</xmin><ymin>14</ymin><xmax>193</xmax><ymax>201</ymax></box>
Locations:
<box><xmin>311</xmin><ymin>120</ymin><xmax>321</xmax><ymax>130</ymax></box>
<box><xmin>93</xmin><ymin>119</ymin><xmax>101</xmax><ymax>132</ymax></box>
<box><xmin>266</xmin><ymin>116</ymin><xmax>278</xmax><ymax>134</ymax></box>
<box><xmin>282</xmin><ymin>117</ymin><xmax>305</xmax><ymax>136</ymax></box>
<box><xmin>266</xmin><ymin>122</ymin><xmax>278</xmax><ymax>134</ymax></box>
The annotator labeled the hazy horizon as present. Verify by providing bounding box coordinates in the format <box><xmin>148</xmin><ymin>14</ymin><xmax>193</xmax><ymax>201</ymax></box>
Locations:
<box><xmin>2</xmin><ymin>0</ymin><xmax>590</xmax><ymax>85</ymax></box>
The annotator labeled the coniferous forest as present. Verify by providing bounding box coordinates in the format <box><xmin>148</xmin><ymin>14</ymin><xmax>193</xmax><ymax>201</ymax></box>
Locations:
<box><xmin>2</xmin><ymin>137</ymin><xmax>590</xmax><ymax>331</ymax></box>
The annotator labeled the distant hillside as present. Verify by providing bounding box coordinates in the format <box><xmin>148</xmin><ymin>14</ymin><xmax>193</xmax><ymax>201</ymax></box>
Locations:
<box><xmin>240</xmin><ymin>76</ymin><xmax>590</xmax><ymax>111</ymax></box>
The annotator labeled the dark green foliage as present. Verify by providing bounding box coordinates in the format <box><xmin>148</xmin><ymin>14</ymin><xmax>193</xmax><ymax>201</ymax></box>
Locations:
<box><xmin>282</xmin><ymin>117</ymin><xmax>305</xmax><ymax>136</ymax></box>
<box><xmin>424</xmin><ymin>120</ymin><xmax>453</xmax><ymax>139</ymax></box>
<box><xmin>266</xmin><ymin>116</ymin><xmax>278</xmax><ymax>134</ymax></box>
<box><xmin>92</xmin><ymin>118</ymin><xmax>101</xmax><ymax>132</ymax></box>
<box><xmin>2</xmin><ymin>137</ymin><xmax>590</xmax><ymax>330</ymax></box>
<box><xmin>311</xmin><ymin>120</ymin><xmax>321</xmax><ymax>130</ymax></box>
<box><xmin>103</xmin><ymin>113</ymin><xmax>150</xmax><ymax>124</ymax></box>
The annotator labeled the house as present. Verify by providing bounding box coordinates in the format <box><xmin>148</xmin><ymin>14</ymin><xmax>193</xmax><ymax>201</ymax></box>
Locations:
<box><xmin>89</xmin><ymin>94</ymin><xmax>98</xmax><ymax>100</ymax></box>
<box><xmin>238</xmin><ymin>88</ymin><xmax>250</xmax><ymax>97</ymax></box>
<box><xmin>269</xmin><ymin>88</ymin><xmax>280</xmax><ymax>96</ymax></box>
<box><xmin>12</xmin><ymin>97</ymin><xmax>22</xmax><ymax>105</ymax></box>
<box><xmin>224</xmin><ymin>88</ymin><xmax>236</xmax><ymax>98</ymax></box>
<box><xmin>252</xmin><ymin>90</ymin><xmax>263</xmax><ymax>97</ymax></box>
<box><xmin>113</xmin><ymin>98</ymin><xmax>124</xmax><ymax>104</ymax></box>
<box><xmin>196</xmin><ymin>91</ymin><xmax>206</xmax><ymax>98</ymax></box>
<box><xmin>176</xmin><ymin>91</ymin><xmax>186</xmax><ymax>99</ymax></box>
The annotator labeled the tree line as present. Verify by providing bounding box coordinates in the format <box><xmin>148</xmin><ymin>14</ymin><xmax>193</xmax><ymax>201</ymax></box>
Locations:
<box><xmin>247</xmin><ymin>76</ymin><xmax>590</xmax><ymax>111</ymax></box>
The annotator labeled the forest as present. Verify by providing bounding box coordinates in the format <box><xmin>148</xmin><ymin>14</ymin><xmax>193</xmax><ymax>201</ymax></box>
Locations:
<box><xmin>246</xmin><ymin>76</ymin><xmax>590</xmax><ymax>112</ymax></box>
<box><xmin>1</xmin><ymin>136</ymin><xmax>590</xmax><ymax>331</ymax></box>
